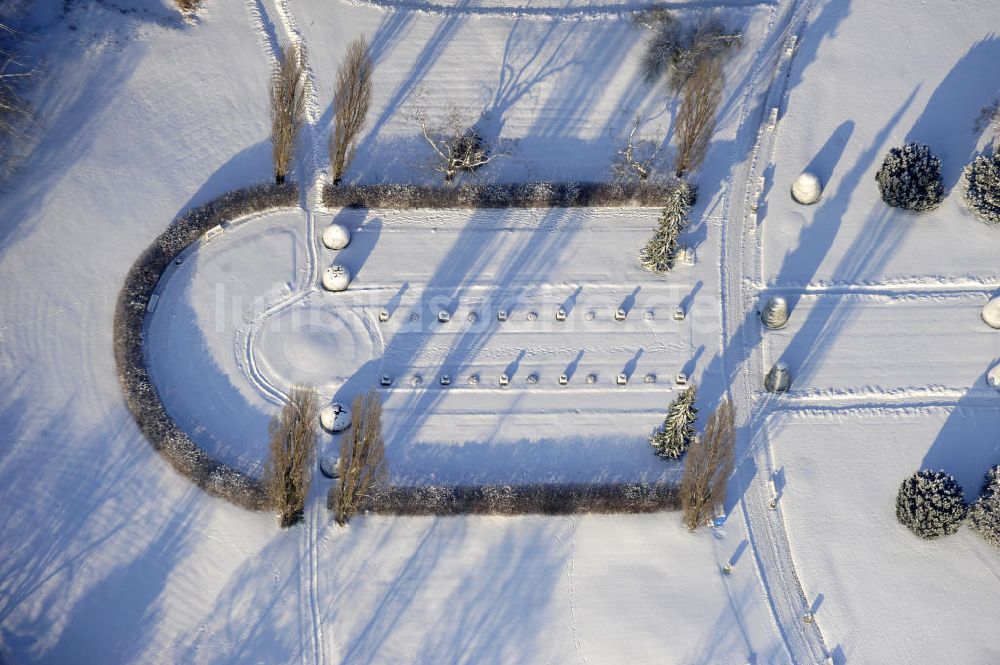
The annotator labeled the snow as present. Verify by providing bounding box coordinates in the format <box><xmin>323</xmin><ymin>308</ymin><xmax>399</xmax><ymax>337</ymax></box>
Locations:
<box><xmin>3</xmin><ymin>0</ymin><xmax>1000</xmax><ymax>662</ymax></box>
<box><xmin>983</xmin><ymin>295</ymin><xmax>1000</xmax><ymax>329</ymax></box>
<box><xmin>790</xmin><ymin>171</ymin><xmax>821</xmax><ymax>205</ymax></box>
<box><xmin>770</xmin><ymin>409</ymin><xmax>1000</xmax><ymax>664</ymax></box>
<box><xmin>321</xmin><ymin>263</ymin><xmax>352</xmax><ymax>291</ymax></box>
<box><xmin>321</xmin><ymin>222</ymin><xmax>351</xmax><ymax>250</ymax></box>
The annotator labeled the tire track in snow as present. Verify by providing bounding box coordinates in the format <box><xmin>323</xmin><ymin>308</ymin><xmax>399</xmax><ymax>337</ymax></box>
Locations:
<box><xmin>716</xmin><ymin>0</ymin><xmax>832</xmax><ymax>662</ymax></box>
<box><xmin>244</xmin><ymin>1</ymin><xmax>329</xmax><ymax>664</ymax></box>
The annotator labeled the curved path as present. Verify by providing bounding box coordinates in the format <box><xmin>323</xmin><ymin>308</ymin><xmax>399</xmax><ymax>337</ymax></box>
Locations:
<box><xmin>716</xmin><ymin>0</ymin><xmax>832</xmax><ymax>662</ymax></box>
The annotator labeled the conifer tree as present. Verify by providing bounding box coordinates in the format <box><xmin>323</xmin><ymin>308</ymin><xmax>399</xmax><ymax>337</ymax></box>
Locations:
<box><xmin>651</xmin><ymin>384</ymin><xmax>698</xmax><ymax>459</ymax></box>
<box><xmin>640</xmin><ymin>180</ymin><xmax>692</xmax><ymax>273</ymax></box>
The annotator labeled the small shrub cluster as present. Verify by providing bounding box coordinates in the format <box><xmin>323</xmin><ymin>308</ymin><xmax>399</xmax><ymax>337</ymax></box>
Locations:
<box><xmin>961</xmin><ymin>153</ymin><xmax>1000</xmax><ymax>225</ymax></box>
<box><xmin>895</xmin><ymin>469</ymin><xmax>967</xmax><ymax>539</ymax></box>
<box><xmin>323</xmin><ymin>181</ymin><xmax>675</xmax><ymax>209</ymax></box>
<box><xmin>353</xmin><ymin>482</ymin><xmax>679</xmax><ymax>516</ymax></box>
<box><xmin>114</xmin><ymin>182</ymin><xmax>298</xmax><ymax>511</ymax></box>
<box><xmin>969</xmin><ymin>465</ymin><xmax>1000</xmax><ymax>549</ymax></box>
<box><xmin>875</xmin><ymin>143</ymin><xmax>945</xmax><ymax>212</ymax></box>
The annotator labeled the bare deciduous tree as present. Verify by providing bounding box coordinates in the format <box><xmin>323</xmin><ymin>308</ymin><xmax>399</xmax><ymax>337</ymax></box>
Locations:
<box><xmin>270</xmin><ymin>42</ymin><xmax>307</xmax><ymax>185</ymax></box>
<box><xmin>612</xmin><ymin>115</ymin><xmax>662</xmax><ymax>183</ymax></box>
<box><xmin>674</xmin><ymin>55</ymin><xmax>722</xmax><ymax>177</ymax></box>
<box><xmin>637</xmin><ymin>10</ymin><xmax>740</xmax><ymax>92</ymax></box>
<box><xmin>332</xmin><ymin>390</ymin><xmax>388</xmax><ymax>526</ymax></box>
<box><xmin>679</xmin><ymin>399</ymin><xmax>735</xmax><ymax>530</ymax></box>
<box><xmin>330</xmin><ymin>36</ymin><xmax>373</xmax><ymax>185</ymax></box>
<box><xmin>263</xmin><ymin>385</ymin><xmax>320</xmax><ymax>527</ymax></box>
<box><xmin>0</xmin><ymin>23</ymin><xmax>32</xmax><ymax>155</ymax></box>
<box><xmin>172</xmin><ymin>0</ymin><xmax>201</xmax><ymax>15</ymax></box>
<box><xmin>419</xmin><ymin>106</ymin><xmax>501</xmax><ymax>183</ymax></box>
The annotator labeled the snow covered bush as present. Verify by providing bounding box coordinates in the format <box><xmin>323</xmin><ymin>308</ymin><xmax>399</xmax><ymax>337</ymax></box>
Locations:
<box><xmin>969</xmin><ymin>465</ymin><xmax>1000</xmax><ymax>549</ymax></box>
<box><xmin>263</xmin><ymin>386</ymin><xmax>319</xmax><ymax>527</ymax></box>
<box><xmin>961</xmin><ymin>153</ymin><xmax>1000</xmax><ymax>225</ymax></box>
<box><xmin>874</xmin><ymin>143</ymin><xmax>945</xmax><ymax>212</ymax></box>
<box><xmin>322</xmin><ymin>181</ymin><xmax>676</xmax><ymax>209</ymax></box>
<box><xmin>895</xmin><ymin>470</ymin><xmax>968</xmax><ymax>539</ymax></box>
<box><xmin>651</xmin><ymin>384</ymin><xmax>698</xmax><ymax>459</ymax></box>
<box><xmin>355</xmin><ymin>483</ymin><xmax>679</xmax><ymax>516</ymax></box>
<box><xmin>114</xmin><ymin>183</ymin><xmax>297</xmax><ymax>511</ymax></box>
<box><xmin>640</xmin><ymin>180</ymin><xmax>693</xmax><ymax>273</ymax></box>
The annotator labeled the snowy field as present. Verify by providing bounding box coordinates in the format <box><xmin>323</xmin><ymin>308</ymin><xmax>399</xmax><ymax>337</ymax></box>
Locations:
<box><xmin>147</xmin><ymin>205</ymin><xmax>715</xmax><ymax>483</ymax></box>
<box><xmin>769</xmin><ymin>409</ymin><xmax>1000</xmax><ymax>664</ymax></box>
<box><xmin>2</xmin><ymin>0</ymin><xmax>1000</xmax><ymax>662</ymax></box>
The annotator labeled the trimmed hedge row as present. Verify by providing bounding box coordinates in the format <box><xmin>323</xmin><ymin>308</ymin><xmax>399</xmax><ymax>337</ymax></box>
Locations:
<box><xmin>323</xmin><ymin>181</ymin><xmax>679</xmax><ymax>209</ymax></box>
<box><xmin>347</xmin><ymin>482</ymin><xmax>680</xmax><ymax>516</ymax></box>
<box><xmin>114</xmin><ymin>183</ymin><xmax>299</xmax><ymax>511</ymax></box>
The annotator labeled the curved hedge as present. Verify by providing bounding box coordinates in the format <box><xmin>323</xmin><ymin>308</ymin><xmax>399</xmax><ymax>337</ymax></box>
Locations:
<box><xmin>114</xmin><ymin>183</ymin><xmax>298</xmax><ymax>511</ymax></box>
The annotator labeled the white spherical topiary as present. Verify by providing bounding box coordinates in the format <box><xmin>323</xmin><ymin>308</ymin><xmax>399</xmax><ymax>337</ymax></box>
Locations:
<box><xmin>791</xmin><ymin>172</ymin><xmax>822</xmax><ymax>205</ymax></box>
<box><xmin>989</xmin><ymin>364</ymin><xmax>1000</xmax><ymax>392</ymax></box>
<box><xmin>322</xmin><ymin>264</ymin><xmax>351</xmax><ymax>292</ymax></box>
<box><xmin>983</xmin><ymin>296</ymin><xmax>1000</xmax><ymax>329</ymax></box>
<box><xmin>322</xmin><ymin>223</ymin><xmax>351</xmax><ymax>250</ymax></box>
<box><xmin>319</xmin><ymin>452</ymin><xmax>339</xmax><ymax>478</ymax></box>
<box><xmin>319</xmin><ymin>402</ymin><xmax>352</xmax><ymax>433</ymax></box>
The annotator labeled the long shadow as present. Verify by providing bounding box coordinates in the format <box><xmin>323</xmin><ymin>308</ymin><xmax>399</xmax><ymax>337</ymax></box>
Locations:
<box><xmin>782</xmin><ymin>0</ymin><xmax>853</xmax><ymax>100</ymax></box>
<box><xmin>394</xmin><ymin>432</ymin><xmax>681</xmax><ymax>486</ymax></box>
<box><xmin>706</xmin><ymin>95</ymin><xmax>916</xmax><ymax>512</ymax></box>
<box><xmin>906</xmin><ymin>35</ymin><xmax>1000</xmax><ymax>191</ymax></box>
<box><xmin>178</xmin><ymin>140</ymin><xmax>273</xmax><ymax>215</ymax></box>
<box><xmin>0</xmin><ymin>12</ymin><xmax>145</xmax><ymax>262</ymax></box>
<box><xmin>350</xmin><ymin>1</ymin><xmax>470</xmax><ymax>181</ymax></box>
<box><xmin>919</xmin><ymin>365</ymin><xmax>1000</xmax><ymax>494</ymax></box>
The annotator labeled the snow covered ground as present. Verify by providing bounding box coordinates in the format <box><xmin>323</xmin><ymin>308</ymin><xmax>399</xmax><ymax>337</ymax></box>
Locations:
<box><xmin>2</xmin><ymin>0</ymin><xmax>1000</xmax><ymax>662</ymax></box>
<box><xmin>770</xmin><ymin>409</ymin><xmax>1000</xmax><ymax>664</ymax></box>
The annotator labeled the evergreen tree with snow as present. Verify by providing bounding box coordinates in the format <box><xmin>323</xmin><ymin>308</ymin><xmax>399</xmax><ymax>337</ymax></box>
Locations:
<box><xmin>875</xmin><ymin>142</ymin><xmax>945</xmax><ymax>212</ymax></box>
<box><xmin>651</xmin><ymin>384</ymin><xmax>698</xmax><ymax>459</ymax></box>
<box><xmin>961</xmin><ymin>153</ymin><xmax>1000</xmax><ymax>225</ymax></box>
<box><xmin>640</xmin><ymin>180</ymin><xmax>693</xmax><ymax>274</ymax></box>
<box><xmin>969</xmin><ymin>465</ymin><xmax>1000</xmax><ymax>549</ymax></box>
<box><xmin>895</xmin><ymin>469</ymin><xmax>968</xmax><ymax>539</ymax></box>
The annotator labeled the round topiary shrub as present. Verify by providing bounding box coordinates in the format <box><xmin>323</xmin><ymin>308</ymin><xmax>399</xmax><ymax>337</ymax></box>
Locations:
<box><xmin>969</xmin><ymin>465</ymin><xmax>1000</xmax><ymax>549</ymax></box>
<box><xmin>961</xmin><ymin>153</ymin><xmax>1000</xmax><ymax>225</ymax></box>
<box><xmin>875</xmin><ymin>143</ymin><xmax>945</xmax><ymax>211</ymax></box>
<box><xmin>895</xmin><ymin>469</ymin><xmax>967</xmax><ymax>539</ymax></box>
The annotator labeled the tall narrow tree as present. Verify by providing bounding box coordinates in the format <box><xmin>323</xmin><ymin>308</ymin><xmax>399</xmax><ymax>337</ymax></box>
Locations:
<box><xmin>679</xmin><ymin>399</ymin><xmax>735</xmax><ymax>530</ymax></box>
<box><xmin>331</xmin><ymin>390</ymin><xmax>388</xmax><ymax>525</ymax></box>
<box><xmin>674</xmin><ymin>55</ymin><xmax>722</xmax><ymax>177</ymax></box>
<box><xmin>270</xmin><ymin>42</ymin><xmax>307</xmax><ymax>185</ymax></box>
<box><xmin>263</xmin><ymin>385</ymin><xmax>320</xmax><ymax>527</ymax></box>
<box><xmin>330</xmin><ymin>36</ymin><xmax>373</xmax><ymax>185</ymax></box>
<box><xmin>651</xmin><ymin>384</ymin><xmax>698</xmax><ymax>459</ymax></box>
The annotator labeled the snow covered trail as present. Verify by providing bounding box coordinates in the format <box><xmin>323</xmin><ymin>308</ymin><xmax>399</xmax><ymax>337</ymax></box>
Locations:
<box><xmin>715</xmin><ymin>0</ymin><xmax>834</xmax><ymax>662</ymax></box>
